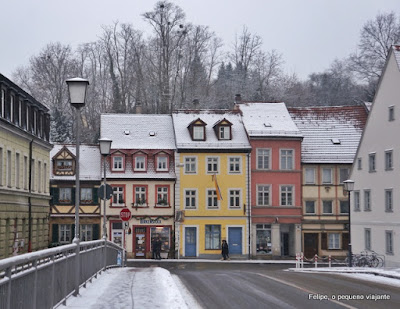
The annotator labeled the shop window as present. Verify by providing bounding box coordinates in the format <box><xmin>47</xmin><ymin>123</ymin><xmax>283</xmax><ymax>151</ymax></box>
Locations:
<box><xmin>205</xmin><ymin>225</ymin><xmax>221</xmax><ymax>250</ymax></box>
<box><xmin>256</xmin><ymin>224</ymin><xmax>271</xmax><ymax>254</ymax></box>
<box><xmin>150</xmin><ymin>227</ymin><xmax>170</xmax><ymax>252</ymax></box>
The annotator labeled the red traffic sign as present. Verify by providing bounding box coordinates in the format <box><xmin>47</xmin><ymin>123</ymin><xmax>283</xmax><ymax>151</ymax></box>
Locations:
<box><xmin>120</xmin><ymin>208</ymin><xmax>131</xmax><ymax>221</ymax></box>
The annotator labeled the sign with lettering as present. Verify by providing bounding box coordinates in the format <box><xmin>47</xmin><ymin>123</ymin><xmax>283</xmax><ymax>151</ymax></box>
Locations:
<box><xmin>140</xmin><ymin>219</ymin><xmax>162</xmax><ymax>224</ymax></box>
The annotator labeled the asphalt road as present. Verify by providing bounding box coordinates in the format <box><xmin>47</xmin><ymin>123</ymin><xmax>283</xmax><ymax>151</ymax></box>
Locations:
<box><xmin>158</xmin><ymin>263</ymin><xmax>400</xmax><ymax>309</ymax></box>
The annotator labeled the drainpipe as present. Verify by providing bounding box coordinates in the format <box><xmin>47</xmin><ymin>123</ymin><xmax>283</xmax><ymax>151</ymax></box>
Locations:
<box><xmin>28</xmin><ymin>139</ymin><xmax>33</xmax><ymax>252</ymax></box>
<box><xmin>247</xmin><ymin>152</ymin><xmax>251</xmax><ymax>260</ymax></box>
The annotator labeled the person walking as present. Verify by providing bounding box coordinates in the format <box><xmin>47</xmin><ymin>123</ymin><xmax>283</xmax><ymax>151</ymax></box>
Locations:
<box><xmin>221</xmin><ymin>240</ymin><xmax>230</xmax><ymax>260</ymax></box>
<box><xmin>154</xmin><ymin>236</ymin><xmax>162</xmax><ymax>260</ymax></box>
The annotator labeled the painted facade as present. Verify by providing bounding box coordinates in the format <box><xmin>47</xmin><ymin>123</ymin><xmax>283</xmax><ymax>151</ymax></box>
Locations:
<box><xmin>101</xmin><ymin>114</ymin><xmax>176</xmax><ymax>259</ymax></box>
<box><xmin>173</xmin><ymin>110</ymin><xmax>251</xmax><ymax>258</ymax></box>
<box><xmin>239</xmin><ymin>103</ymin><xmax>303</xmax><ymax>257</ymax></box>
<box><xmin>49</xmin><ymin>144</ymin><xmax>102</xmax><ymax>246</ymax></box>
<box><xmin>0</xmin><ymin>73</ymin><xmax>52</xmax><ymax>258</ymax></box>
<box><xmin>289</xmin><ymin>106</ymin><xmax>367</xmax><ymax>259</ymax></box>
<box><xmin>350</xmin><ymin>46</ymin><xmax>400</xmax><ymax>267</ymax></box>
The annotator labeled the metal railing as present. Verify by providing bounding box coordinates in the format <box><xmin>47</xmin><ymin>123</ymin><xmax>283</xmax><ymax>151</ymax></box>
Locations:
<box><xmin>0</xmin><ymin>240</ymin><xmax>125</xmax><ymax>309</ymax></box>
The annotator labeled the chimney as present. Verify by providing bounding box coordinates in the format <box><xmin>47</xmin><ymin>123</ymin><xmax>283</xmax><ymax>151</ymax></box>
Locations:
<box><xmin>135</xmin><ymin>99</ymin><xmax>142</xmax><ymax>114</ymax></box>
<box><xmin>233</xmin><ymin>94</ymin><xmax>242</xmax><ymax>110</ymax></box>
<box><xmin>193</xmin><ymin>99</ymin><xmax>199</xmax><ymax>108</ymax></box>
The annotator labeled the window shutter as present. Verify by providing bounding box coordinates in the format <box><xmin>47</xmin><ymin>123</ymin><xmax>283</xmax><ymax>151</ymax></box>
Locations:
<box><xmin>71</xmin><ymin>224</ymin><xmax>75</xmax><ymax>242</ymax></box>
<box><xmin>52</xmin><ymin>224</ymin><xmax>59</xmax><ymax>244</ymax></box>
<box><xmin>321</xmin><ymin>233</ymin><xmax>327</xmax><ymax>250</ymax></box>
<box><xmin>342</xmin><ymin>233</ymin><xmax>349</xmax><ymax>250</ymax></box>
<box><xmin>50</xmin><ymin>187</ymin><xmax>59</xmax><ymax>204</ymax></box>
<box><xmin>93</xmin><ymin>188</ymin><xmax>98</xmax><ymax>205</ymax></box>
<box><xmin>93</xmin><ymin>224</ymin><xmax>100</xmax><ymax>240</ymax></box>
<box><xmin>71</xmin><ymin>188</ymin><xmax>76</xmax><ymax>205</ymax></box>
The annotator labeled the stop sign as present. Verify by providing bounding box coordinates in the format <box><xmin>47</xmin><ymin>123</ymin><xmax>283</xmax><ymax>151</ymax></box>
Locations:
<box><xmin>120</xmin><ymin>208</ymin><xmax>131</xmax><ymax>221</ymax></box>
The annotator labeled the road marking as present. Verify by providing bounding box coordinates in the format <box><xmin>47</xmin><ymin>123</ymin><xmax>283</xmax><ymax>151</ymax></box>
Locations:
<box><xmin>255</xmin><ymin>273</ymin><xmax>357</xmax><ymax>309</ymax></box>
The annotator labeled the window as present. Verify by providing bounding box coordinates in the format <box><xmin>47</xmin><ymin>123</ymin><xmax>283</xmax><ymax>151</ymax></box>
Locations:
<box><xmin>207</xmin><ymin>190</ymin><xmax>219</xmax><ymax>209</ymax></box>
<box><xmin>385</xmin><ymin>231</ymin><xmax>393</xmax><ymax>254</ymax></box>
<box><xmin>184</xmin><ymin>190</ymin><xmax>197</xmax><ymax>209</ymax></box>
<box><xmin>156</xmin><ymin>156</ymin><xmax>168</xmax><ymax>171</ymax></box>
<box><xmin>280</xmin><ymin>186</ymin><xmax>293</xmax><ymax>206</ymax></box>
<box><xmin>257</xmin><ymin>185</ymin><xmax>270</xmax><ymax>206</ymax></box>
<box><xmin>7</xmin><ymin>150</ymin><xmax>12</xmax><ymax>187</ymax></box>
<box><xmin>26</xmin><ymin>105</ymin><xmax>29</xmax><ymax>131</ymax></box>
<box><xmin>18</xmin><ymin>100</ymin><xmax>22</xmax><ymax>126</ymax></box>
<box><xmin>193</xmin><ymin>126</ymin><xmax>205</xmax><ymax>140</ymax></box>
<box><xmin>256</xmin><ymin>224</ymin><xmax>272</xmax><ymax>254</ymax></box>
<box><xmin>31</xmin><ymin>159</ymin><xmax>35</xmax><ymax>191</ymax></box>
<box><xmin>112</xmin><ymin>156</ymin><xmax>124</xmax><ymax>171</ymax></box>
<box><xmin>134</xmin><ymin>156</ymin><xmax>146</xmax><ymax>171</ymax></box>
<box><xmin>364</xmin><ymin>190</ymin><xmax>371</xmax><ymax>211</ymax></box>
<box><xmin>112</xmin><ymin>186</ymin><xmax>124</xmax><ymax>205</ymax></box>
<box><xmin>229</xmin><ymin>189</ymin><xmax>241</xmax><ymax>208</ymax></box>
<box><xmin>328</xmin><ymin>233</ymin><xmax>340</xmax><ymax>249</ymax></box>
<box><xmin>33</xmin><ymin>109</ymin><xmax>37</xmax><ymax>133</ymax></box>
<box><xmin>81</xmin><ymin>188</ymin><xmax>93</xmax><ymax>204</ymax></box>
<box><xmin>184</xmin><ymin>157</ymin><xmax>197</xmax><ymax>174</ymax></box>
<box><xmin>10</xmin><ymin>95</ymin><xmax>14</xmax><ymax>122</ymax></box>
<box><xmin>59</xmin><ymin>224</ymin><xmax>72</xmax><ymax>243</ymax></box>
<box><xmin>156</xmin><ymin>186</ymin><xmax>169</xmax><ymax>206</ymax></box>
<box><xmin>150</xmin><ymin>227</ymin><xmax>170</xmax><ymax>251</ymax></box>
<box><xmin>228</xmin><ymin>157</ymin><xmax>241</xmax><ymax>174</ymax></box>
<box><xmin>0</xmin><ymin>89</ymin><xmax>4</xmax><ymax>117</ymax></box>
<box><xmin>38</xmin><ymin>161</ymin><xmax>41</xmax><ymax>193</ymax></box>
<box><xmin>385</xmin><ymin>189</ymin><xmax>393</xmax><ymax>212</ymax></box>
<box><xmin>339</xmin><ymin>168</ymin><xmax>349</xmax><ymax>184</ymax></box>
<box><xmin>385</xmin><ymin>150</ymin><xmax>393</xmax><ymax>170</ymax></box>
<box><xmin>205</xmin><ymin>225</ymin><xmax>221</xmax><ymax>249</ymax></box>
<box><xmin>0</xmin><ymin>147</ymin><xmax>3</xmax><ymax>186</ymax></box>
<box><xmin>134</xmin><ymin>186</ymin><xmax>147</xmax><ymax>206</ymax></box>
<box><xmin>56</xmin><ymin>160</ymin><xmax>73</xmax><ymax>171</ymax></box>
<box><xmin>305</xmin><ymin>201</ymin><xmax>315</xmax><ymax>214</ymax></box>
<box><xmin>59</xmin><ymin>188</ymin><xmax>72</xmax><ymax>204</ymax></box>
<box><xmin>340</xmin><ymin>200</ymin><xmax>349</xmax><ymax>214</ymax></box>
<box><xmin>389</xmin><ymin>106</ymin><xmax>395</xmax><ymax>121</ymax></box>
<box><xmin>365</xmin><ymin>229</ymin><xmax>371</xmax><ymax>250</ymax></box>
<box><xmin>206</xmin><ymin>157</ymin><xmax>219</xmax><ymax>173</ymax></box>
<box><xmin>280</xmin><ymin>149</ymin><xmax>293</xmax><ymax>170</ymax></box>
<box><xmin>15</xmin><ymin>153</ymin><xmax>20</xmax><ymax>189</ymax></box>
<box><xmin>357</xmin><ymin>158</ymin><xmax>362</xmax><ymax>170</ymax></box>
<box><xmin>257</xmin><ymin>149</ymin><xmax>270</xmax><ymax>170</ymax></box>
<box><xmin>218</xmin><ymin>126</ymin><xmax>230</xmax><ymax>140</ymax></box>
<box><xmin>305</xmin><ymin>168</ymin><xmax>315</xmax><ymax>184</ymax></box>
<box><xmin>322</xmin><ymin>168</ymin><xmax>332</xmax><ymax>184</ymax></box>
<box><xmin>323</xmin><ymin>200</ymin><xmax>333</xmax><ymax>214</ymax></box>
<box><xmin>368</xmin><ymin>153</ymin><xmax>376</xmax><ymax>172</ymax></box>
<box><xmin>354</xmin><ymin>191</ymin><xmax>360</xmax><ymax>211</ymax></box>
<box><xmin>80</xmin><ymin>224</ymin><xmax>93</xmax><ymax>241</ymax></box>
<box><xmin>23</xmin><ymin>156</ymin><xmax>28</xmax><ymax>190</ymax></box>
<box><xmin>44</xmin><ymin>163</ymin><xmax>47</xmax><ymax>193</ymax></box>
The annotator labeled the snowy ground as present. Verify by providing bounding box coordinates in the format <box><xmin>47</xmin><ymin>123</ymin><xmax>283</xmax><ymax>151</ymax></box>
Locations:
<box><xmin>59</xmin><ymin>262</ymin><xmax>400</xmax><ymax>308</ymax></box>
<box><xmin>59</xmin><ymin>267</ymin><xmax>202</xmax><ymax>309</ymax></box>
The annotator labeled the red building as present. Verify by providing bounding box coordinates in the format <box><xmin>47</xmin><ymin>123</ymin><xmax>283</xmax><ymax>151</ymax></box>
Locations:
<box><xmin>239</xmin><ymin>102</ymin><xmax>303</xmax><ymax>257</ymax></box>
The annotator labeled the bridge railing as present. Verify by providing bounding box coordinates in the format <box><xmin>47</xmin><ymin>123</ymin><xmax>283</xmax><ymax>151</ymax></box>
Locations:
<box><xmin>0</xmin><ymin>240</ymin><xmax>125</xmax><ymax>309</ymax></box>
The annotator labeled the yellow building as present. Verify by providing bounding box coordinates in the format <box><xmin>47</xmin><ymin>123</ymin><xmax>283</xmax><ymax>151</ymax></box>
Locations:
<box><xmin>0</xmin><ymin>74</ymin><xmax>52</xmax><ymax>258</ymax></box>
<box><xmin>173</xmin><ymin>110</ymin><xmax>251</xmax><ymax>258</ymax></box>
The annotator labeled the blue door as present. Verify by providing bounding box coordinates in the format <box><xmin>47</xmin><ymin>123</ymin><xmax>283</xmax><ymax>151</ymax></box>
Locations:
<box><xmin>228</xmin><ymin>227</ymin><xmax>242</xmax><ymax>254</ymax></box>
<box><xmin>185</xmin><ymin>227</ymin><xmax>196</xmax><ymax>257</ymax></box>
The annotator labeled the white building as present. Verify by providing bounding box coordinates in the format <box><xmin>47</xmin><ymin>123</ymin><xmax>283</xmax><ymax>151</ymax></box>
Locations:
<box><xmin>350</xmin><ymin>45</ymin><xmax>400</xmax><ymax>267</ymax></box>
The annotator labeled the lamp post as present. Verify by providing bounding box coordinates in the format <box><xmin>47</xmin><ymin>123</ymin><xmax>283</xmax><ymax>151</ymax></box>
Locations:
<box><xmin>66</xmin><ymin>77</ymin><xmax>89</xmax><ymax>296</ymax></box>
<box><xmin>99</xmin><ymin>137</ymin><xmax>112</xmax><ymax>270</ymax></box>
<box><xmin>343</xmin><ymin>179</ymin><xmax>355</xmax><ymax>267</ymax></box>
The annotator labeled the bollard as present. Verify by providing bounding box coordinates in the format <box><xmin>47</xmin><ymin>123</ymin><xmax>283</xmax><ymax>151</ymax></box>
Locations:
<box><xmin>314</xmin><ymin>254</ymin><xmax>318</xmax><ymax>268</ymax></box>
<box><xmin>329</xmin><ymin>255</ymin><xmax>331</xmax><ymax>268</ymax></box>
<box><xmin>301</xmin><ymin>252</ymin><xmax>304</xmax><ymax>268</ymax></box>
<box><xmin>295</xmin><ymin>253</ymin><xmax>298</xmax><ymax>268</ymax></box>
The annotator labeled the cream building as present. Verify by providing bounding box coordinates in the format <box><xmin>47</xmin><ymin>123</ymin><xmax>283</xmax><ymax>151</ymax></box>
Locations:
<box><xmin>0</xmin><ymin>74</ymin><xmax>52</xmax><ymax>258</ymax></box>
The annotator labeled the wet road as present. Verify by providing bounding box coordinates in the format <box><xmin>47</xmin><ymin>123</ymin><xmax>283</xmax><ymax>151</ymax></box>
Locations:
<box><xmin>158</xmin><ymin>263</ymin><xmax>400</xmax><ymax>309</ymax></box>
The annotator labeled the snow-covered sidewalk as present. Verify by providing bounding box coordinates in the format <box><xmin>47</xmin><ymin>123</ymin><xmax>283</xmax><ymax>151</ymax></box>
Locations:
<box><xmin>59</xmin><ymin>267</ymin><xmax>201</xmax><ymax>309</ymax></box>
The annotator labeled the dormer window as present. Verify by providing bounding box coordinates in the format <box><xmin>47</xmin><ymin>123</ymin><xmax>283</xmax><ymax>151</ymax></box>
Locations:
<box><xmin>135</xmin><ymin>156</ymin><xmax>146</xmax><ymax>171</ymax></box>
<box><xmin>188</xmin><ymin>118</ymin><xmax>207</xmax><ymax>141</ymax></box>
<box><xmin>213</xmin><ymin>118</ymin><xmax>232</xmax><ymax>140</ymax></box>
<box><xmin>53</xmin><ymin>146</ymin><xmax>76</xmax><ymax>176</ymax></box>
<box><xmin>157</xmin><ymin>156</ymin><xmax>168</xmax><ymax>171</ymax></box>
<box><xmin>112</xmin><ymin>156</ymin><xmax>124</xmax><ymax>171</ymax></box>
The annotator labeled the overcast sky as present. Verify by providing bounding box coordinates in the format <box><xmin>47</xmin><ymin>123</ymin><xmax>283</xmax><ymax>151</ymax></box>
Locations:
<box><xmin>1</xmin><ymin>0</ymin><xmax>399</xmax><ymax>80</ymax></box>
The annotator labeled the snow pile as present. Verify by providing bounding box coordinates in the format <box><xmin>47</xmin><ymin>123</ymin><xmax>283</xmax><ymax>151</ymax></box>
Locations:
<box><xmin>61</xmin><ymin>267</ymin><xmax>201</xmax><ymax>309</ymax></box>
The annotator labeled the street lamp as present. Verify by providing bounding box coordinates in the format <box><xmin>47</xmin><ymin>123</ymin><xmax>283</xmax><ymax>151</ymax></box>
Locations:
<box><xmin>99</xmin><ymin>137</ymin><xmax>112</xmax><ymax>269</ymax></box>
<box><xmin>66</xmin><ymin>77</ymin><xmax>89</xmax><ymax>296</ymax></box>
<box><xmin>343</xmin><ymin>179</ymin><xmax>355</xmax><ymax>267</ymax></box>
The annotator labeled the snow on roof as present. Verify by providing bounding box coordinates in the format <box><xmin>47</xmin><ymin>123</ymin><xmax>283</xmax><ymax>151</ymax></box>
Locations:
<box><xmin>100</xmin><ymin>114</ymin><xmax>176</xmax><ymax>150</ymax></box>
<box><xmin>288</xmin><ymin>106</ymin><xmax>368</xmax><ymax>163</ymax></box>
<box><xmin>172</xmin><ymin>110</ymin><xmax>251</xmax><ymax>150</ymax></box>
<box><xmin>239</xmin><ymin>102</ymin><xmax>302</xmax><ymax>137</ymax></box>
<box><xmin>393</xmin><ymin>45</ymin><xmax>400</xmax><ymax>70</ymax></box>
<box><xmin>50</xmin><ymin>144</ymin><xmax>101</xmax><ymax>181</ymax></box>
